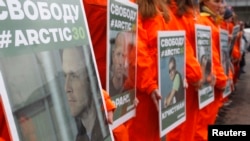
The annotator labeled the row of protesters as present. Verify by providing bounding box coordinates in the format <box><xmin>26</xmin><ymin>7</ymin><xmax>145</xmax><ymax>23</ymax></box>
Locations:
<box><xmin>218</xmin><ymin>6</ymin><xmax>248</xmax><ymax>119</ymax></box>
<box><xmin>0</xmin><ymin>0</ymin><xmax>246</xmax><ymax>141</ymax></box>
<box><xmin>128</xmin><ymin>0</ymin><xmax>205</xmax><ymax>141</ymax></box>
<box><xmin>169</xmin><ymin>0</ymin><xmax>246</xmax><ymax>141</ymax></box>
<box><xmin>81</xmin><ymin>0</ymin><xmax>242</xmax><ymax>141</ymax></box>
<box><xmin>165</xmin><ymin>0</ymin><xmax>225</xmax><ymax>141</ymax></box>
<box><xmin>230</xmin><ymin>13</ymin><xmax>247</xmax><ymax>88</ymax></box>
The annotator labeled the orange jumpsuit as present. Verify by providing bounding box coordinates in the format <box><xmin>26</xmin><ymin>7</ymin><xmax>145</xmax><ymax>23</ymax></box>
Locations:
<box><xmin>220</xmin><ymin>20</ymin><xmax>234</xmax><ymax>104</ymax></box>
<box><xmin>220</xmin><ymin>20</ymin><xmax>234</xmax><ymax>79</ymax></box>
<box><xmin>83</xmin><ymin>1</ymin><xmax>129</xmax><ymax>141</ymax></box>
<box><xmin>133</xmin><ymin>3</ymin><xmax>185</xmax><ymax>141</ymax></box>
<box><xmin>194</xmin><ymin>12</ymin><xmax>227</xmax><ymax>141</ymax></box>
<box><xmin>144</xmin><ymin>5</ymin><xmax>184</xmax><ymax>141</ymax></box>
<box><xmin>231</xmin><ymin>26</ymin><xmax>242</xmax><ymax>85</ymax></box>
<box><xmin>166</xmin><ymin>1</ymin><xmax>202</xmax><ymax>141</ymax></box>
<box><xmin>103</xmin><ymin>89</ymin><xmax>116</xmax><ymax>114</ymax></box>
<box><xmin>0</xmin><ymin>97</ymin><xmax>11</xmax><ymax>141</ymax></box>
<box><xmin>125</xmin><ymin>12</ymin><xmax>161</xmax><ymax>141</ymax></box>
<box><xmin>126</xmin><ymin>1</ymin><xmax>182</xmax><ymax>140</ymax></box>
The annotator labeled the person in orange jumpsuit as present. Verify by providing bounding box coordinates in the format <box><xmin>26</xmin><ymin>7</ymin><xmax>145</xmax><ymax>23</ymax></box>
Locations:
<box><xmin>194</xmin><ymin>0</ymin><xmax>228</xmax><ymax>141</ymax></box>
<box><xmin>0</xmin><ymin>97</ymin><xmax>11</xmax><ymax>141</ymax></box>
<box><xmin>129</xmin><ymin>0</ymin><xmax>192</xmax><ymax>140</ymax></box>
<box><xmin>227</xmin><ymin>11</ymin><xmax>239</xmax><ymax>86</ymax></box>
<box><xmin>165</xmin><ymin>0</ymin><xmax>203</xmax><ymax>141</ymax></box>
<box><xmin>231</xmin><ymin>21</ymin><xmax>243</xmax><ymax>86</ymax></box>
<box><xmin>82</xmin><ymin>0</ymin><xmax>129</xmax><ymax>140</ymax></box>
<box><xmin>219</xmin><ymin>5</ymin><xmax>235</xmax><ymax>112</ymax></box>
<box><xmin>126</xmin><ymin>1</ymin><xmax>165</xmax><ymax>141</ymax></box>
<box><xmin>125</xmin><ymin>0</ymin><xmax>174</xmax><ymax>140</ymax></box>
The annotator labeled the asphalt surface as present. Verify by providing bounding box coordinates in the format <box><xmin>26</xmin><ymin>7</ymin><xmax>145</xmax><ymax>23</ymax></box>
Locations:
<box><xmin>215</xmin><ymin>52</ymin><xmax>250</xmax><ymax>125</ymax></box>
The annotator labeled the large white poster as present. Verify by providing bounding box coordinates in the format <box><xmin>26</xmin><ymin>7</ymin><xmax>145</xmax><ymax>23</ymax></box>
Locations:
<box><xmin>0</xmin><ymin>0</ymin><xmax>114</xmax><ymax>141</ymax></box>
<box><xmin>158</xmin><ymin>31</ymin><xmax>186</xmax><ymax>137</ymax></box>
<box><xmin>107</xmin><ymin>0</ymin><xmax>137</xmax><ymax>129</ymax></box>
<box><xmin>195</xmin><ymin>24</ymin><xmax>214</xmax><ymax>109</ymax></box>
<box><xmin>220</xmin><ymin>29</ymin><xmax>232</xmax><ymax>98</ymax></box>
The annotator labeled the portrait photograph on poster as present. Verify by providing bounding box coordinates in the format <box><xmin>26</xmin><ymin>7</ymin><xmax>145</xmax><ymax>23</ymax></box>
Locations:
<box><xmin>220</xmin><ymin>29</ymin><xmax>232</xmax><ymax>98</ymax></box>
<box><xmin>0</xmin><ymin>0</ymin><xmax>114</xmax><ymax>141</ymax></box>
<box><xmin>107</xmin><ymin>0</ymin><xmax>138</xmax><ymax>129</ymax></box>
<box><xmin>158</xmin><ymin>31</ymin><xmax>186</xmax><ymax>137</ymax></box>
<box><xmin>195</xmin><ymin>24</ymin><xmax>214</xmax><ymax>109</ymax></box>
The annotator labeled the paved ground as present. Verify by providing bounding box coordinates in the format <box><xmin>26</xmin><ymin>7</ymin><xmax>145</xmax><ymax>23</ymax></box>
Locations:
<box><xmin>215</xmin><ymin>52</ymin><xmax>250</xmax><ymax>124</ymax></box>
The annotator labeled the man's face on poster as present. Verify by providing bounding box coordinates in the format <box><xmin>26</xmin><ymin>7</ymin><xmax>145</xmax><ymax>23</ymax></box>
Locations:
<box><xmin>112</xmin><ymin>34</ymin><xmax>127</xmax><ymax>79</ymax></box>
<box><xmin>168</xmin><ymin>61</ymin><xmax>175</xmax><ymax>81</ymax></box>
<box><xmin>62</xmin><ymin>47</ymin><xmax>91</xmax><ymax>117</ymax></box>
<box><xmin>201</xmin><ymin>55</ymin><xmax>208</xmax><ymax>71</ymax></box>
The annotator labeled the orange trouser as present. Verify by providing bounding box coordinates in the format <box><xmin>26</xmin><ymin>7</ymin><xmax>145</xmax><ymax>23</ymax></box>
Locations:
<box><xmin>113</xmin><ymin>124</ymin><xmax>129</xmax><ymax>141</ymax></box>
<box><xmin>127</xmin><ymin>91</ymin><xmax>160</xmax><ymax>141</ymax></box>
<box><xmin>194</xmin><ymin>89</ymin><xmax>223</xmax><ymax>141</ymax></box>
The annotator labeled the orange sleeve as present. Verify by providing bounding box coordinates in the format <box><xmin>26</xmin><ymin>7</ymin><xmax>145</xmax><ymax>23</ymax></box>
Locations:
<box><xmin>180</xmin><ymin>15</ymin><xmax>202</xmax><ymax>84</ymax></box>
<box><xmin>231</xmin><ymin>32</ymin><xmax>242</xmax><ymax>60</ymax></box>
<box><xmin>228</xmin><ymin>23</ymin><xmax>234</xmax><ymax>34</ymax></box>
<box><xmin>140</xmin><ymin>9</ymin><xmax>179</xmax><ymax>94</ymax></box>
<box><xmin>201</xmin><ymin>17</ymin><xmax>227</xmax><ymax>89</ymax></box>
<box><xmin>220</xmin><ymin>21</ymin><xmax>227</xmax><ymax>30</ymax></box>
<box><xmin>185</xmin><ymin>40</ymin><xmax>202</xmax><ymax>84</ymax></box>
<box><xmin>102</xmin><ymin>89</ymin><xmax>116</xmax><ymax>111</ymax></box>
<box><xmin>135</xmin><ymin>15</ymin><xmax>158</xmax><ymax>95</ymax></box>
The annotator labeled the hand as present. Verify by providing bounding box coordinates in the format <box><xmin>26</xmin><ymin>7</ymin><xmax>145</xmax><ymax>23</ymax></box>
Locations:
<box><xmin>183</xmin><ymin>78</ymin><xmax>188</xmax><ymax>89</ymax></box>
<box><xmin>230</xmin><ymin>79</ymin><xmax>235</xmax><ymax>92</ymax></box>
<box><xmin>208</xmin><ymin>73</ymin><xmax>216</xmax><ymax>87</ymax></box>
<box><xmin>133</xmin><ymin>97</ymin><xmax>139</xmax><ymax>107</ymax></box>
<box><xmin>150</xmin><ymin>89</ymin><xmax>161</xmax><ymax>111</ymax></box>
<box><xmin>164</xmin><ymin>96</ymin><xmax>171</xmax><ymax>108</ymax></box>
<box><xmin>192</xmin><ymin>79</ymin><xmax>203</xmax><ymax>91</ymax></box>
<box><xmin>228</xmin><ymin>34</ymin><xmax>232</xmax><ymax>41</ymax></box>
<box><xmin>212</xmin><ymin>74</ymin><xmax>216</xmax><ymax>87</ymax></box>
<box><xmin>107</xmin><ymin>111</ymin><xmax>114</xmax><ymax>124</ymax></box>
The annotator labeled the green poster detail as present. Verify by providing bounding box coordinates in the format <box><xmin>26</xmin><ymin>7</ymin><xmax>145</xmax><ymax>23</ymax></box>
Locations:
<box><xmin>0</xmin><ymin>0</ymin><xmax>89</xmax><ymax>57</ymax></box>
